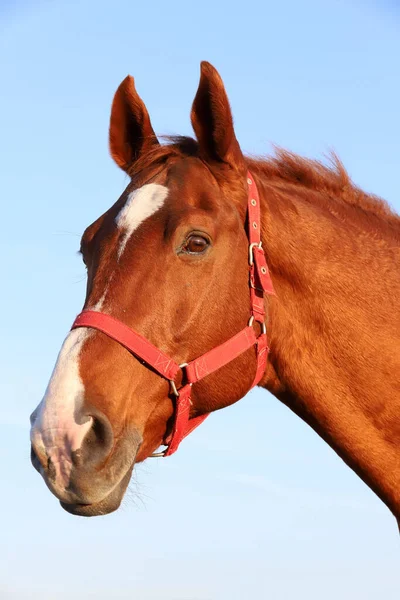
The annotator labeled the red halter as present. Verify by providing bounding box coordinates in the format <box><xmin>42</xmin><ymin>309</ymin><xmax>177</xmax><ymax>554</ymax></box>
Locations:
<box><xmin>71</xmin><ymin>171</ymin><xmax>275</xmax><ymax>456</ymax></box>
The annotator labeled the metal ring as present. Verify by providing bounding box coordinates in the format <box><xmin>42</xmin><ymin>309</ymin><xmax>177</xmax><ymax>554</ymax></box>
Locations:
<box><xmin>169</xmin><ymin>379</ymin><xmax>179</xmax><ymax>397</ymax></box>
<box><xmin>169</xmin><ymin>363</ymin><xmax>191</xmax><ymax>397</ymax></box>
<box><xmin>248</xmin><ymin>316</ymin><xmax>267</xmax><ymax>335</ymax></box>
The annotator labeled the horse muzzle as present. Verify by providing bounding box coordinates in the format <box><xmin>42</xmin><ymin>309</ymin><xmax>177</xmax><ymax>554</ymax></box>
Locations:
<box><xmin>30</xmin><ymin>408</ymin><xmax>142</xmax><ymax>516</ymax></box>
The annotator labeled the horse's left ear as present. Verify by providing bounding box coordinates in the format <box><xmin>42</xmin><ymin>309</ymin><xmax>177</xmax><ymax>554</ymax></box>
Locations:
<box><xmin>109</xmin><ymin>75</ymin><xmax>159</xmax><ymax>173</ymax></box>
<box><xmin>191</xmin><ymin>62</ymin><xmax>245</xmax><ymax>172</ymax></box>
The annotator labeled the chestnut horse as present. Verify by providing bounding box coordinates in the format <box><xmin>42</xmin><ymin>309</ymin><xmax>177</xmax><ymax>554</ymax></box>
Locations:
<box><xmin>30</xmin><ymin>62</ymin><xmax>400</xmax><ymax>525</ymax></box>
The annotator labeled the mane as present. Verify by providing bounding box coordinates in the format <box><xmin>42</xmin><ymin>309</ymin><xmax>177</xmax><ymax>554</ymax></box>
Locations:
<box><xmin>131</xmin><ymin>135</ymin><xmax>199</xmax><ymax>175</ymax></box>
<box><xmin>248</xmin><ymin>149</ymin><xmax>400</xmax><ymax>228</ymax></box>
<box><xmin>133</xmin><ymin>136</ymin><xmax>400</xmax><ymax>235</ymax></box>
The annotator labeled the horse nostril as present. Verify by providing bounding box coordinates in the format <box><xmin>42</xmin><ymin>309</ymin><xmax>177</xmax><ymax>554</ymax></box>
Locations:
<box><xmin>92</xmin><ymin>413</ymin><xmax>113</xmax><ymax>448</ymax></box>
<box><xmin>77</xmin><ymin>411</ymin><xmax>114</xmax><ymax>468</ymax></box>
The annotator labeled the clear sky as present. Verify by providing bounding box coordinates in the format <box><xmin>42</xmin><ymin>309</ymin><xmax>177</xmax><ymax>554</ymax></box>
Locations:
<box><xmin>1</xmin><ymin>1</ymin><xmax>399</xmax><ymax>598</ymax></box>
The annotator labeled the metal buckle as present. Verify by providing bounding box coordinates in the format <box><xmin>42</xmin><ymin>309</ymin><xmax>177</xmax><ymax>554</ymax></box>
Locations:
<box><xmin>249</xmin><ymin>241</ymin><xmax>262</xmax><ymax>266</ymax></box>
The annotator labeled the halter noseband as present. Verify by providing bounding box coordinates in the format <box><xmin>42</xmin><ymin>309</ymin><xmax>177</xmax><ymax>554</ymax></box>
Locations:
<box><xmin>71</xmin><ymin>171</ymin><xmax>275</xmax><ymax>457</ymax></box>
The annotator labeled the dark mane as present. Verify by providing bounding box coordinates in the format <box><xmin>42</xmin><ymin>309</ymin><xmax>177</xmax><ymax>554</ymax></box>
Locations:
<box><xmin>134</xmin><ymin>135</ymin><xmax>400</xmax><ymax>236</ymax></box>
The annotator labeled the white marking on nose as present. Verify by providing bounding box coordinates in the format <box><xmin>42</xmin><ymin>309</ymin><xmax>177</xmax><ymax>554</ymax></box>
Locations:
<box><xmin>115</xmin><ymin>183</ymin><xmax>168</xmax><ymax>258</ymax></box>
<box><xmin>31</xmin><ymin>327</ymin><xmax>94</xmax><ymax>487</ymax></box>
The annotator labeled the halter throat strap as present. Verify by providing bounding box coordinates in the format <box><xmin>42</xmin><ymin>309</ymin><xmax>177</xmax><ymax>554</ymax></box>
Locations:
<box><xmin>71</xmin><ymin>170</ymin><xmax>274</xmax><ymax>457</ymax></box>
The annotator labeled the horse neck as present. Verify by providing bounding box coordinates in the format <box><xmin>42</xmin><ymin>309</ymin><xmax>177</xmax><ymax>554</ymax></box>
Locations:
<box><xmin>255</xmin><ymin>171</ymin><xmax>400</xmax><ymax>519</ymax></box>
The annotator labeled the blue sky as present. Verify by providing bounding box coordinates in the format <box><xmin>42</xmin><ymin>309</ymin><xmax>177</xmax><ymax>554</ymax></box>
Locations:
<box><xmin>1</xmin><ymin>1</ymin><xmax>399</xmax><ymax>598</ymax></box>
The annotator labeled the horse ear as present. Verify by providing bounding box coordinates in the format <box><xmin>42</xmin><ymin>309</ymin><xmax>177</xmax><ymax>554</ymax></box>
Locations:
<box><xmin>191</xmin><ymin>62</ymin><xmax>245</xmax><ymax>171</ymax></box>
<box><xmin>109</xmin><ymin>75</ymin><xmax>159</xmax><ymax>173</ymax></box>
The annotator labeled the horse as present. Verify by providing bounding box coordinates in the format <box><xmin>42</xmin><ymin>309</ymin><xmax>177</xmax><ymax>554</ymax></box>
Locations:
<box><xmin>30</xmin><ymin>62</ymin><xmax>400</xmax><ymax>525</ymax></box>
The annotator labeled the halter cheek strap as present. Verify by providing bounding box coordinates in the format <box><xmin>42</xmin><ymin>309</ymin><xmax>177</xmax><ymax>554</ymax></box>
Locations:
<box><xmin>71</xmin><ymin>171</ymin><xmax>275</xmax><ymax>457</ymax></box>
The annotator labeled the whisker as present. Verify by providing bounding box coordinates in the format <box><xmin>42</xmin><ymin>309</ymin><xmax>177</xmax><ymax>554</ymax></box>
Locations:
<box><xmin>72</xmin><ymin>274</ymin><xmax>87</xmax><ymax>284</ymax></box>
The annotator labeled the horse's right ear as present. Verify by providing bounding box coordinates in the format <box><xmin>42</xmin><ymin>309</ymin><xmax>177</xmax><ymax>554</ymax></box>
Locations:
<box><xmin>109</xmin><ymin>75</ymin><xmax>159</xmax><ymax>173</ymax></box>
<box><xmin>191</xmin><ymin>62</ymin><xmax>245</xmax><ymax>172</ymax></box>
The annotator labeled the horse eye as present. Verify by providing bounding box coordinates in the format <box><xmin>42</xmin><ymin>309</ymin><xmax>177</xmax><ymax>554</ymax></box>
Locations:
<box><xmin>183</xmin><ymin>235</ymin><xmax>209</xmax><ymax>254</ymax></box>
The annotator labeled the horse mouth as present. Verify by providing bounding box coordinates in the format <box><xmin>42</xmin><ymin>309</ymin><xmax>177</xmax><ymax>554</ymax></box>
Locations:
<box><xmin>60</xmin><ymin>465</ymin><xmax>134</xmax><ymax>517</ymax></box>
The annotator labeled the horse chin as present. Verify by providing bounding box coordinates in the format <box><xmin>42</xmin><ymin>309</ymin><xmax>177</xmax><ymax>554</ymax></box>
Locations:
<box><xmin>60</xmin><ymin>465</ymin><xmax>134</xmax><ymax>517</ymax></box>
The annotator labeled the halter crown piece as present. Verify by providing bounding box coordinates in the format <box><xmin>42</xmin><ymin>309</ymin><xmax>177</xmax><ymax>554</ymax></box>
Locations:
<box><xmin>72</xmin><ymin>171</ymin><xmax>275</xmax><ymax>456</ymax></box>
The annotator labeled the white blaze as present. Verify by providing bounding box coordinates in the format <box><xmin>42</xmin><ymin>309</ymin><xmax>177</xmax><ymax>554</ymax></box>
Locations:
<box><xmin>116</xmin><ymin>183</ymin><xmax>168</xmax><ymax>257</ymax></box>
<box><xmin>31</xmin><ymin>328</ymin><xmax>94</xmax><ymax>487</ymax></box>
<box><xmin>31</xmin><ymin>276</ymin><xmax>108</xmax><ymax>488</ymax></box>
